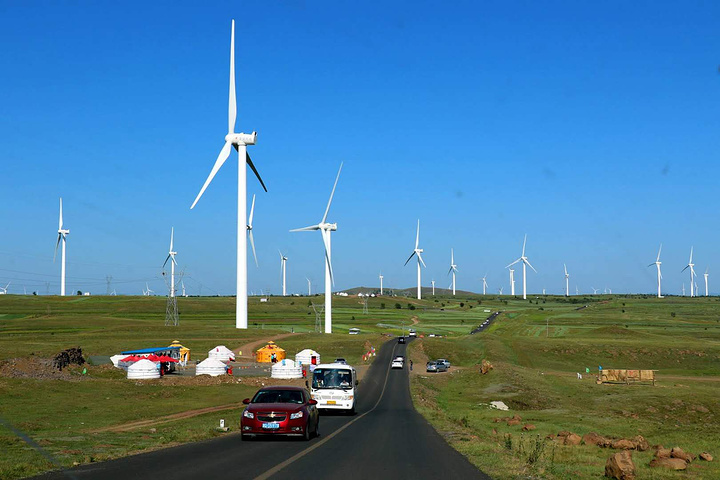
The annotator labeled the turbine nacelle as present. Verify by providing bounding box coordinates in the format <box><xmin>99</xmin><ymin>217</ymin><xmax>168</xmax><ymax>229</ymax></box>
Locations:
<box><xmin>319</xmin><ymin>222</ymin><xmax>338</xmax><ymax>232</ymax></box>
<box><xmin>226</xmin><ymin>132</ymin><xmax>257</xmax><ymax>146</ymax></box>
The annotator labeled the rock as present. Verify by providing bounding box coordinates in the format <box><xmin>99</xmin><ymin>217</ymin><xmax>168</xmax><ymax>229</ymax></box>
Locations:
<box><xmin>611</xmin><ymin>439</ymin><xmax>636</xmax><ymax>450</ymax></box>
<box><xmin>492</xmin><ymin>428</ymin><xmax>497</xmax><ymax>435</ymax></box>
<box><xmin>699</xmin><ymin>452</ymin><xmax>713</xmax><ymax>462</ymax></box>
<box><xmin>605</xmin><ymin>451</ymin><xmax>635</xmax><ymax>480</ymax></box>
<box><xmin>564</xmin><ymin>433</ymin><xmax>582</xmax><ymax>445</ymax></box>
<box><xmin>545</xmin><ymin>434</ymin><xmax>557</xmax><ymax>440</ymax></box>
<box><xmin>632</xmin><ymin>435</ymin><xmax>649</xmax><ymax>451</ymax></box>
<box><xmin>584</xmin><ymin>432</ymin><xmax>610</xmax><ymax>447</ymax></box>
<box><xmin>557</xmin><ymin>430</ymin><xmax>572</xmax><ymax>438</ymax></box>
<box><xmin>649</xmin><ymin>457</ymin><xmax>687</xmax><ymax>470</ymax></box>
<box><xmin>507</xmin><ymin>419</ymin><xmax>521</xmax><ymax>426</ymax></box>
<box><xmin>692</xmin><ymin>405</ymin><xmax>709</xmax><ymax>413</ymax></box>
<box><xmin>670</xmin><ymin>447</ymin><xmax>695</xmax><ymax>463</ymax></box>
<box><xmin>522</xmin><ymin>424</ymin><xmax>536</xmax><ymax>431</ymax></box>
<box><xmin>645</xmin><ymin>406</ymin><xmax>658</xmax><ymax>413</ymax></box>
<box><xmin>480</xmin><ymin>359</ymin><xmax>494</xmax><ymax>374</ymax></box>
<box><xmin>654</xmin><ymin>447</ymin><xmax>671</xmax><ymax>459</ymax></box>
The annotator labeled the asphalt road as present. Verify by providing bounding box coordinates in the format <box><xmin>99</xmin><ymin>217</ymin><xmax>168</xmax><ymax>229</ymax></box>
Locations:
<box><xmin>34</xmin><ymin>339</ymin><xmax>491</xmax><ymax>480</ymax></box>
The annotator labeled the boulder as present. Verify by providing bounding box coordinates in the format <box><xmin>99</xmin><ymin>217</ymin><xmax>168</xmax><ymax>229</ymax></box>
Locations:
<box><xmin>507</xmin><ymin>419</ymin><xmax>521</xmax><ymax>426</ymax></box>
<box><xmin>522</xmin><ymin>424</ymin><xmax>536</xmax><ymax>431</ymax></box>
<box><xmin>605</xmin><ymin>451</ymin><xmax>635</xmax><ymax>480</ymax></box>
<box><xmin>557</xmin><ymin>430</ymin><xmax>572</xmax><ymax>438</ymax></box>
<box><xmin>632</xmin><ymin>435</ymin><xmax>649</xmax><ymax>451</ymax></box>
<box><xmin>611</xmin><ymin>439</ymin><xmax>636</xmax><ymax>450</ymax></box>
<box><xmin>584</xmin><ymin>432</ymin><xmax>610</xmax><ymax>447</ymax></box>
<box><xmin>564</xmin><ymin>433</ymin><xmax>582</xmax><ymax>446</ymax></box>
<box><xmin>512</xmin><ymin>414</ymin><xmax>522</xmax><ymax>421</ymax></box>
<box><xmin>699</xmin><ymin>452</ymin><xmax>713</xmax><ymax>462</ymax></box>
<box><xmin>480</xmin><ymin>359</ymin><xmax>493</xmax><ymax>374</ymax></box>
<box><xmin>649</xmin><ymin>457</ymin><xmax>687</xmax><ymax>470</ymax></box>
<box><xmin>670</xmin><ymin>447</ymin><xmax>695</xmax><ymax>463</ymax></box>
<box><xmin>654</xmin><ymin>447</ymin><xmax>671</xmax><ymax>459</ymax></box>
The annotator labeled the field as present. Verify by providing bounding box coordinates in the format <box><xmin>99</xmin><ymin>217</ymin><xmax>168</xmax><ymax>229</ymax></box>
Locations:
<box><xmin>1</xmin><ymin>293</ymin><xmax>719</xmax><ymax>479</ymax></box>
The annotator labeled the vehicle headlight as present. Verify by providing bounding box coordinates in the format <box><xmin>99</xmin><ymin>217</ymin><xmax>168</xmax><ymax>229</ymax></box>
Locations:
<box><xmin>290</xmin><ymin>411</ymin><xmax>303</xmax><ymax>420</ymax></box>
<box><xmin>242</xmin><ymin>410</ymin><xmax>254</xmax><ymax>419</ymax></box>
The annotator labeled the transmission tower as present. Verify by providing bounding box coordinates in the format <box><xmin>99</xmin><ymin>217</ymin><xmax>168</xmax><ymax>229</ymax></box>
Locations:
<box><xmin>362</xmin><ymin>295</ymin><xmax>369</xmax><ymax>314</ymax></box>
<box><xmin>162</xmin><ymin>270</ymin><xmax>180</xmax><ymax>327</ymax></box>
<box><xmin>311</xmin><ymin>303</ymin><xmax>324</xmax><ymax>333</ymax></box>
<box><xmin>106</xmin><ymin>275</ymin><xmax>113</xmax><ymax>295</ymax></box>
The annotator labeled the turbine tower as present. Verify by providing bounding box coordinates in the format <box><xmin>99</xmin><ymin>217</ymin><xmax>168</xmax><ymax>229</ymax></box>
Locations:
<box><xmin>379</xmin><ymin>273</ymin><xmax>384</xmax><ymax>295</ymax></box>
<box><xmin>681</xmin><ymin>247</ymin><xmax>697</xmax><ymax>298</ymax></box>
<box><xmin>279</xmin><ymin>251</ymin><xmax>288</xmax><ymax>296</ymax></box>
<box><xmin>448</xmin><ymin>249</ymin><xmax>458</xmax><ymax>295</ymax></box>
<box><xmin>162</xmin><ymin>228</ymin><xmax>177</xmax><ymax>298</ymax></box>
<box><xmin>290</xmin><ymin>163</ymin><xmax>343</xmax><ymax>334</ymax></box>
<box><xmin>648</xmin><ymin>244</ymin><xmax>662</xmax><ymax>298</ymax></box>
<box><xmin>190</xmin><ymin>20</ymin><xmax>267</xmax><ymax>330</ymax></box>
<box><xmin>564</xmin><ymin>264</ymin><xmax>569</xmax><ymax>297</ymax></box>
<box><xmin>704</xmin><ymin>268</ymin><xmax>709</xmax><ymax>297</ymax></box>
<box><xmin>509</xmin><ymin>269</ymin><xmax>515</xmax><ymax>296</ymax></box>
<box><xmin>404</xmin><ymin>220</ymin><xmax>426</xmax><ymax>300</ymax></box>
<box><xmin>53</xmin><ymin>198</ymin><xmax>70</xmax><ymax>296</ymax></box>
<box><xmin>506</xmin><ymin>234</ymin><xmax>536</xmax><ymax>300</ymax></box>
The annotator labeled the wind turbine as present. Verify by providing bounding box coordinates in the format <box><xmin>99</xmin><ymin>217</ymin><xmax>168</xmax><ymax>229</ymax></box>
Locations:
<box><xmin>498</xmin><ymin>286</ymin><xmax>504</xmax><ymax>295</ymax></box>
<box><xmin>247</xmin><ymin>194</ymin><xmax>258</xmax><ymax>267</ymax></box>
<box><xmin>404</xmin><ymin>220</ymin><xmax>426</xmax><ymax>300</ymax></box>
<box><xmin>431</xmin><ymin>279</ymin><xmax>435</xmax><ymax>296</ymax></box>
<box><xmin>481</xmin><ymin>274</ymin><xmax>488</xmax><ymax>295</ymax></box>
<box><xmin>509</xmin><ymin>269</ymin><xmax>515</xmax><ymax>296</ymax></box>
<box><xmin>53</xmin><ymin>198</ymin><xmax>70</xmax><ymax>296</ymax></box>
<box><xmin>163</xmin><ymin>228</ymin><xmax>177</xmax><ymax>298</ymax></box>
<box><xmin>144</xmin><ymin>283</ymin><xmax>155</xmax><ymax>296</ymax></box>
<box><xmin>190</xmin><ymin>20</ymin><xmax>267</xmax><ymax>330</ymax></box>
<box><xmin>648</xmin><ymin>244</ymin><xmax>663</xmax><ymax>298</ymax></box>
<box><xmin>575</xmin><ymin>285</ymin><xmax>579</xmax><ymax>295</ymax></box>
<box><xmin>279</xmin><ymin>251</ymin><xmax>288</xmax><ymax>296</ymax></box>
<box><xmin>306</xmin><ymin>277</ymin><xmax>312</xmax><ymax>296</ymax></box>
<box><xmin>506</xmin><ymin>235</ymin><xmax>536</xmax><ymax>300</ymax></box>
<box><xmin>379</xmin><ymin>273</ymin><xmax>384</xmax><ymax>295</ymax></box>
<box><xmin>290</xmin><ymin>163</ymin><xmax>343</xmax><ymax>334</ymax></box>
<box><xmin>704</xmin><ymin>268</ymin><xmax>709</xmax><ymax>297</ymax></box>
<box><xmin>682</xmin><ymin>283</ymin><xmax>686</xmax><ymax>296</ymax></box>
<box><xmin>448</xmin><ymin>249</ymin><xmax>458</xmax><ymax>295</ymax></box>
<box><xmin>0</xmin><ymin>282</ymin><xmax>9</xmax><ymax>294</ymax></box>
<box><xmin>681</xmin><ymin>247</ymin><xmax>697</xmax><ymax>297</ymax></box>
<box><xmin>564</xmin><ymin>264</ymin><xmax>570</xmax><ymax>297</ymax></box>
<box><xmin>591</xmin><ymin>287</ymin><xmax>599</xmax><ymax>295</ymax></box>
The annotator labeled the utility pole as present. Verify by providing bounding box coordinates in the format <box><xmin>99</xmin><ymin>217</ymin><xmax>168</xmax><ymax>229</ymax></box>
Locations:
<box><xmin>106</xmin><ymin>275</ymin><xmax>113</xmax><ymax>296</ymax></box>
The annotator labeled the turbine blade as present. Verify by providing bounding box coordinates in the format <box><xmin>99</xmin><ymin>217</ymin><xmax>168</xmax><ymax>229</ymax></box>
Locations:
<box><xmin>321</xmin><ymin>229</ymin><xmax>334</xmax><ymax>285</ymax></box>
<box><xmin>682</xmin><ymin>265</ymin><xmax>689</xmax><ymax>273</ymax></box>
<box><xmin>191</xmin><ymin>141</ymin><xmax>233</xmax><ymax>209</ymax></box>
<box><xmin>657</xmin><ymin>243</ymin><xmax>662</xmax><ymax>262</ymax></box>
<box><xmin>564</xmin><ymin>264</ymin><xmax>567</xmax><ymax>276</ymax></box>
<box><xmin>228</xmin><ymin>20</ymin><xmax>236</xmax><ymax>135</ymax></box>
<box><xmin>506</xmin><ymin>258</ymin><xmax>521</xmax><ymax>269</ymax></box>
<box><xmin>322</xmin><ymin>162</ymin><xmax>343</xmax><ymax>224</ymax></box>
<box><xmin>404</xmin><ymin>251</ymin><xmax>417</xmax><ymax>266</ymax></box>
<box><xmin>53</xmin><ymin>234</ymin><xmax>61</xmax><ymax>262</ymax></box>
<box><xmin>163</xmin><ymin>254</ymin><xmax>171</xmax><ymax>268</ymax></box>
<box><xmin>58</xmin><ymin>197</ymin><xmax>63</xmax><ymax>230</ymax></box>
<box><xmin>248</xmin><ymin>194</ymin><xmax>256</xmax><ymax>226</ymax></box>
<box><xmin>170</xmin><ymin>227</ymin><xmax>174</xmax><ymax>251</ymax></box>
<box><xmin>647</xmin><ymin>263</ymin><xmax>655</xmax><ymax>268</ymax></box>
<box><xmin>248</xmin><ymin>231</ymin><xmax>258</xmax><ymax>267</ymax></box>
<box><xmin>415</xmin><ymin>219</ymin><xmax>420</xmax><ymax>250</ymax></box>
<box><xmin>290</xmin><ymin>224</ymin><xmax>320</xmax><ymax>232</ymax></box>
<box><xmin>417</xmin><ymin>251</ymin><xmax>426</xmax><ymax>268</ymax></box>
<box><xmin>525</xmin><ymin>259</ymin><xmax>537</xmax><ymax>273</ymax></box>
<box><xmin>522</xmin><ymin>234</ymin><xmax>527</xmax><ymax>257</ymax></box>
<box><xmin>246</xmin><ymin>152</ymin><xmax>268</xmax><ymax>192</ymax></box>
<box><xmin>447</xmin><ymin>267</ymin><xmax>453</xmax><ymax>276</ymax></box>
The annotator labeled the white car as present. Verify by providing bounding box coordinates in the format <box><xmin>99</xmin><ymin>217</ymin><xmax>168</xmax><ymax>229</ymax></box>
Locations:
<box><xmin>408</xmin><ymin>329</ymin><xmax>417</xmax><ymax>337</ymax></box>
<box><xmin>391</xmin><ymin>356</ymin><xmax>404</xmax><ymax>369</ymax></box>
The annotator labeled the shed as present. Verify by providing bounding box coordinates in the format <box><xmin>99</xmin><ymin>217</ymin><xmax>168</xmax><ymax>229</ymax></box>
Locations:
<box><xmin>208</xmin><ymin>345</ymin><xmax>235</xmax><ymax>362</ymax></box>
<box><xmin>196</xmin><ymin>358</ymin><xmax>227</xmax><ymax>377</ymax></box>
<box><xmin>295</xmin><ymin>349</ymin><xmax>321</xmax><ymax>366</ymax></box>
<box><xmin>127</xmin><ymin>359</ymin><xmax>160</xmax><ymax>380</ymax></box>
<box><xmin>271</xmin><ymin>359</ymin><xmax>303</xmax><ymax>379</ymax></box>
<box><xmin>255</xmin><ymin>341</ymin><xmax>286</xmax><ymax>363</ymax></box>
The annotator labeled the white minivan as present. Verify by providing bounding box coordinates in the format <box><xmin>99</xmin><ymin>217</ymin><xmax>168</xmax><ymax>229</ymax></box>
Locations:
<box><xmin>310</xmin><ymin>362</ymin><xmax>358</xmax><ymax>414</ymax></box>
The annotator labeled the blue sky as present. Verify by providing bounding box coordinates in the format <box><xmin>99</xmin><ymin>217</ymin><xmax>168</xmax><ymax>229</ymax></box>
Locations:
<box><xmin>1</xmin><ymin>1</ymin><xmax>719</xmax><ymax>296</ymax></box>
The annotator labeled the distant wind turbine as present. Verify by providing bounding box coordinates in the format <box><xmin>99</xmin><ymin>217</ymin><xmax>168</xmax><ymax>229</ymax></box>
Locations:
<box><xmin>379</xmin><ymin>273</ymin><xmax>384</xmax><ymax>295</ymax></box>
<box><xmin>279</xmin><ymin>251</ymin><xmax>288</xmax><ymax>296</ymax></box>
<box><xmin>290</xmin><ymin>163</ymin><xmax>343</xmax><ymax>334</ymax></box>
<box><xmin>506</xmin><ymin>235</ymin><xmax>536</xmax><ymax>300</ymax></box>
<box><xmin>704</xmin><ymin>268</ymin><xmax>709</xmax><ymax>297</ymax></box>
<box><xmin>481</xmin><ymin>274</ymin><xmax>488</xmax><ymax>295</ymax></box>
<box><xmin>404</xmin><ymin>220</ymin><xmax>426</xmax><ymax>300</ymax></box>
<box><xmin>648</xmin><ymin>244</ymin><xmax>663</xmax><ymax>298</ymax></box>
<box><xmin>448</xmin><ymin>249</ymin><xmax>458</xmax><ymax>295</ymax></box>
<box><xmin>681</xmin><ymin>247</ymin><xmax>697</xmax><ymax>297</ymax></box>
<box><xmin>591</xmin><ymin>287</ymin><xmax>599</xmax><ymax>295</ymax></box>
<box><xmin>498</xmin><ymin>286</ymin><xmax>504</xmax><ymax>295</ymax></box>
<box><xmin>306</xmin><ymin>277</ymin><xmax>312</xmax><ymax>296</ymax></box>
<box><xmin>431</xmin><ymin>279</ymin><xmax>435</xmax><ymax>296</ymax></box>
<box><xmin>53</xmin><ymin>198</ymin><xmax>70</xmax><ymax>296</ymax></box>
<box><xmin>0</xmin><ymin>282</ymin><xmax>9</xmax><ymax>294</ymax></box>
<box><xmin>682</xmin><ymin>283</ymin><xmax>686</xmax><ymax>296</ymax></box>
<box><xmin>190</xmin><ymin>20</ymin><xmax>267</xmax><ymax>330</ymax></box>
<box><xmin>564</xmin><ymin>264</ymin><xmax>570</xmax><ymax>297</ymax></box>
<box><xmin>509</xmin><ymin>269</ymin><xmax>515</xmax><ymax>296</ymax></box>
<box><xmin>162</xmin><ymin>228</ymin><xmax>178</xmax><ymax>298</ymax></box>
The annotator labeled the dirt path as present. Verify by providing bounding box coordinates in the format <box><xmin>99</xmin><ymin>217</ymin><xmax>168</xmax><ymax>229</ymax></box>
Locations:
<box><xmin>234</xmin><ymin>333</ymin><xmax>297</xmax><ymax>359</ymax></box>
<box><xmin>89</xmin><ymin>403</ymin><xmax>246</xmax><ymax>433</ymax></box>
<box><xmin>411</xmin><ymin>315</ymin><xmax>419</xmax><ymax>325</ymax></box>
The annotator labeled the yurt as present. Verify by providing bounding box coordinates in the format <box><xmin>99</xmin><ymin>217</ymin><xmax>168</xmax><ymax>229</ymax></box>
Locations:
<box><xmin>208</xmin><ymin>345</ymin><xmax>235</xmax><ymax>362</ymax></box>
<box><xmin>295</xmin><ymin>349</ymin><xmax>320</xmax><ymax>367</ymax></box>
<box><xmin>196</xmin><ymin>358</ymin><xmax>227</xmax><ymax>377</ymax></box>
<box><xmin>169</xmin><ymin>340</ymin><xmax>191</xmax><ymax>364</ymax></box>
<box><xmin>127</xmin><ymin>359</ymin><xmax>160</xmax><ymax>379</ymax></box>
<box><xmin>271</xmin><ymin>359</ymin><xmax>303</xmax><ymax>379</ymax></box>
<box><xmin>255</xmin><ymin>341</ymin><xmax>286</xmax><ymax>363</ymax></box>
<box><xmin>110</xmin><ymin>354</ymin><xmax>126</xmax><ymax>368</ymax></box>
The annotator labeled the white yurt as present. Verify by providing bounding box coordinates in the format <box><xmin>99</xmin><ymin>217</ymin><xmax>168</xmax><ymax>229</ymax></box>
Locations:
<box><xmin>127</xmin><ymin>359</ymin><xmax>160</xmax><ymax>380</ymax></box>
<box><xmin>110</xmin><ymin>354</ymin><xmax>126</xmax><ymax>368</ymax></box>
<box><xmin>208</xmin><ymin>345</ymin><xmax>235</xmax><ymax>362</ymax></box>
<box><xmin>196</xmin><ymin>358</ymin><xmax>227</xmax><ymax>377</ymax></box>
<box><xmin>295</xmin><ymin>349</ymin><xmax>321</xmax><ymax>367</ymax></box>
<box><xmin>271</xmin><ymin>359</ymin><xmax>303</xmax><ymax>379</ymax></box>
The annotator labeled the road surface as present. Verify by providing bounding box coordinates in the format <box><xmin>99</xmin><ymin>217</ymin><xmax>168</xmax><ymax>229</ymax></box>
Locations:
<box><xmin>34</xmin><ymin>338</ymin><xmax>491</xmax><ymax>480</ymax></box>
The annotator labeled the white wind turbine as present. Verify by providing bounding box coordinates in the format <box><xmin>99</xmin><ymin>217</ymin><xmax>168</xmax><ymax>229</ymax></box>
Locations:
<box><xmin>481</xmin><ymin>274</ymin><xmax>488</xmax><ymax>295</ymax></box>
<box><xmin>279</xmin><ymin>251</ymin><xmax>288</xmax><ymax>296</ymax></box>
<box><xmin>506</xmin><ymin>235</ymin><xmax>536</xmax><ymax>300</ymax></box>
<box><xmin>682</xmin><ymin>283</ymin><xmax>686</xmax><ymax>296</ymax></box>
<box><xmin>181</xmin><ymin>281</ymin><xmax>187</xmax><ymax>297</ymax></box>
<box><xmin>0</xmin><ymin>282</ymin><xmax>9</xmax><ymax>294</ymax></box>
<box><xmin>53</xmin><ymin>198</ymin><xmax>70</xmax><ymax>296</ymax></box>
<box><xmin>162</xmin><ymin>228</ymin><xmax>178</xmax><ymax>297</ymax></box>
<box><xmin>509</xmin><ymin>269</ymin><xmax>515</xmax><ymax>296</ymax></box>
<box><xmin>290</xmin><ymin>163</ymin><xmax>343</xmax><ymax>334</ymax></box>
<box><xmin>404</xmin><ymin>220</ymin><xmax>426</xmax><ymax>300</ymax></box>
<box><xmin>681</xmin><ymin>247</ymin><xmax>697</xmax><ymax>297</ymax></box>
<box><xmin>591</xmin><ymin>287</ymin><xmax>599</xmax><ymax>295</ymax></box>
<box><xmin>498</xmin><ymin>286</ymin><xmax>504</xmax><ymax>295</ymax></box>
<box><xmin>704</xmin><ymin>268</ymin><xmax>709</xmax><ymax>297</ymax></box>
<box><xmin>247</xmin><ymin>194</ymin><xmax>258</xmax><ymax>267</ymax></box>
<box><xmin>648</xmin><ymin>244</ymin><xmax>663</xmax><ymax>298</ymax></box>
<box><xmin>144</xmin><ymin>283</ymin><xmax>155</xmax><ymax>296</ymax></box>
<box><xmin>564</xmin><ymin>264</ymin><xmax>570</xmax><ymax>297</ymax></box>
<box><xmin>379</xmin><ymin>273</ymin><xmax>384</xmax><ymax>295</ymax></box>
<box><xmin>190</xmin><ymin>20</ymin><xmax>267</xmax><ymax>330</ymax></box>
<box><xmin>448</xmin><ymin>249</ymin><xmax>458</xmax><ymax>295</ymax></box>
<box><xmin>431</xmin><ymin>279</ymin><xmax>435</xmax><ymax>296</ymax></box>
<box><xmin>306</xmin><ymin>277</ymin><xmax>312</xmax><ymax>296</ymax></box>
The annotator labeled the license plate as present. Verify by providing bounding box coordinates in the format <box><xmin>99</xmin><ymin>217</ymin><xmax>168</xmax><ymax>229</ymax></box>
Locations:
<box><xmin>326</xmin><ymin>400</ymin><xmax>336</xmax><ymax>405</ymax></box>
<box><xmin>262</xmin><ymin>422</ymin><xmax>280</xmax><ymax>429</ymax></box>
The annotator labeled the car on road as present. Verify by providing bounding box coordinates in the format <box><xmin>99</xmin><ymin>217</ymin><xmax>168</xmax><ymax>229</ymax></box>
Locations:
<box><xmin>348</xmin><ymin>328</ymin><xmax>360</xmax><ymax>335</ymax></box>
<box><xmin>398</xmin><ymin>336</ymin><xmax>405</xmax><ymax>344</ymax></box>
<box><xmin>408</xmin><ymin>329</ymin><xmax>417</xmax><ymax>337</ymax></box>
<box><xmin>391</xmin><ymin>356</ymin><xmax>404</xmax><ymax>369</ymax></box>
<box><xmin>436</xmin><ymin>358</ymin><xmax>451</xmax><ymax>369</ymax></box>
<box><xmin>334</xmin><ymin>358</ymin><xmax>348</xmax><ymax>364</ymax></box>
<box><xmin>241</xmin><ymin>386</ymin><xmax>319</xmax><ymax>441</ymax></box>
<box><xmin>426</xmin><ymin>361</ymin><xmax>448</xmax><ymax>373</ymax></box>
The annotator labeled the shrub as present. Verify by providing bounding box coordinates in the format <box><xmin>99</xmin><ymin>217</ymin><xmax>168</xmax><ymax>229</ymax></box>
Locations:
<box><xmin>395</xmin><ymin>303</ymin><xmax>402</xmax><ymax>309</ymax></box>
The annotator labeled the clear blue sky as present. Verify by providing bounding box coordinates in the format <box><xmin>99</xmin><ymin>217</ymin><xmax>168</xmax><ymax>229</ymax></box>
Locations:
<box><xmin>1</xmin><ymin>1</ymin><xmax>719</xmax><ymax>296</ymax></box>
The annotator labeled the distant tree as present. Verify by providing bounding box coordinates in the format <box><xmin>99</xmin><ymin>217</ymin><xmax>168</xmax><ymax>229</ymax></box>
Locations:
<box><xmin>460</xmin><ymin>302</ymin><xmax>465</xmax><ymax>307</ymax></box>
<box><xmin>380</xmin><ymin>303</ymin><xmax>385</xmax><ymax>309</ymax></box>
<box><xmin>395</xmin><ymin>303</ymin><xmax>402</xmax><ymax>309</ymax></box>
<box><xmin>76</xmin><ymin>290</ymin><xmax>82</xmax><ymax>296</ymax></box>
<box><xmin>408</xmin><ymin>304</ymin><xmax>416</xmax><ymax>310</ymax></box>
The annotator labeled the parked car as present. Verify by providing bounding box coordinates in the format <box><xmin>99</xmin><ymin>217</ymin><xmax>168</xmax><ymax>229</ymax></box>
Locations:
<box><xmin>240</xmin><ymin>386</ymin><xmax>319</xmax><ymax>441</ymax></box>
<box><xmin>436</xmin><ymin>358</ymin><xmax>451</xmax><ymax>369</ymax></box>
<box><xmin>426</xmin><ymin>361</ymin><xmax>447</xmax><ymax>373</ymax></box>
<box><xmin>334</xmin><ymin>358</ymin><xmax>348</xmax><ymax>364</ymax></box>
<box><xmin>391</xmin><ymin>356</ymin><xmax>404</xmax><ymax>369</ymax></box>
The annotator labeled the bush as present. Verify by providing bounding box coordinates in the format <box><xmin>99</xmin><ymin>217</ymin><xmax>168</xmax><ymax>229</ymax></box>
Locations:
<box><xmin>460</xmin><ymin>302</ymin><xmax>465</xmax><ymax>307</ymax></box>
<box><xmin>395</xmin><ymin>303</ymin><xmax>402</xmax><ymax>309</ymax></box>
<box><xmin>380</xmin><ymin>303</ymin><xmax>385</xmax><ymax>309</ymax></box>
<box><xmin>408</xmin><ymin>304</ymin><xmax>416</xmax><ymax>310</ymax></box>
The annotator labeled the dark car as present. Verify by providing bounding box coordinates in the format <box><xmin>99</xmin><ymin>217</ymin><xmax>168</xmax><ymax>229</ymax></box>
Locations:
<box><xmin>241</xmin><ymin>386</ymin><xmax>319</xmax><ymax>441</ymax></box>
<box><xmin>398</xmin><ymin>336</ymin><xmax>405</xmax><ymax>344</ymax></box>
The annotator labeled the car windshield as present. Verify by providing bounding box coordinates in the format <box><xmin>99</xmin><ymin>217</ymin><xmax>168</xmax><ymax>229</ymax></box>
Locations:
<box><xmin>313</xmin><ymin>368</ymin><xmax>353</xmax><ymax>390</ymax></box>
<box><xmin>252</xmin><ymin>389</ymin><xmax>304</xmax><ymax>404</ymax></box>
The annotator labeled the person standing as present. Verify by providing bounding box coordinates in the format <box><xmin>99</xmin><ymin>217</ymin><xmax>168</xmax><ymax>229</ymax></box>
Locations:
<box><xmin>410</xmin><ymin>359</ymin><xmax>413</xmax><ymax>371</ymax></box>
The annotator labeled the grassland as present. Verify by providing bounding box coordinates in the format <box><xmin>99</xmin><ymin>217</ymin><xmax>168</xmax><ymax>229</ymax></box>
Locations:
<box><xmin>1</xmin><ymin>293</ymin><xmax>718</xmax><ymax>478</ymax></box>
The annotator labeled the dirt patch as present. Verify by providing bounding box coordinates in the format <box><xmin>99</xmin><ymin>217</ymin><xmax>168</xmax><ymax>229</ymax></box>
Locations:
<box><xmin>411</xmin><ymin>315</ymin><xmax>419</xmax><ymax>325</ymax></box>
<box><xmin>234</xmin><ymin>333</ymin><xmax>297</xmax><ymax>359</ymax></box>
<box><xmin>0</xmin><ymin>356</ymin><xmax>85</xmax><ymax>381</ymax></box>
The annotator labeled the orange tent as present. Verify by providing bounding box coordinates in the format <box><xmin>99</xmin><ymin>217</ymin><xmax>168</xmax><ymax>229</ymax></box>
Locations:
<box><xmin>255</xmin><ymin>341</ymin><xmax>286</xmax><ymax>363</ymax></box>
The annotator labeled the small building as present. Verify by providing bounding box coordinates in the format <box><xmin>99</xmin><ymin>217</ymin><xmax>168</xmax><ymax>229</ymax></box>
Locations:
<box><xmin>208</xmin><ymin>345</ymin><xmax>235</xmax><ymax>362</ymax></box>
<box><xmin>196</xmin><ymin>358</ymin><xmax>227</xmax><ymax>377</ymax></box>
<box><xmin>127</xmin><ymin>359</ymin><xmax>160</xmax><ymax>379</ymax></box>
<box><xmin>271</xmin><ymin>359</ymin><xmax>303</xmax><ymax>379</ymax></box>
<box><xmin>295</xmin><ymin>349</ymin><xmax>321</xmax><ymax>367</ymax></box>
<box><xmin>255</xmin><ymin>341</ymin><xmax>286</xmax><ymax>363</ymax></box>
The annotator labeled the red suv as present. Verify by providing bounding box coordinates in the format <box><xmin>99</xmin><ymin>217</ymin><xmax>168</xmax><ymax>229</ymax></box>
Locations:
<box><xmin>241</xmin><ymin>386</ymin><xmax>319</xmax><ymax>441</ymax></box>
